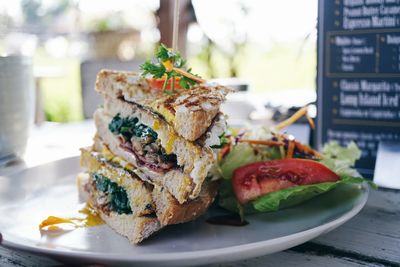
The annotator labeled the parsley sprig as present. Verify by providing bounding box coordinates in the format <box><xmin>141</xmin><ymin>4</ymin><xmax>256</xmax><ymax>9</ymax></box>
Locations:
<box><xmin>140</xmin><ymin>44</ymin><xmax>204</xmax><ymax>93</ymax></box>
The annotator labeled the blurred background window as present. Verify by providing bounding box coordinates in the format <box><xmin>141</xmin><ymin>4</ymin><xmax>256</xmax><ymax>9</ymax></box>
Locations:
<box><xmin>0</xmin><ymin>0</ymin><xmax>317</xmax><ymax>122</ymax></box>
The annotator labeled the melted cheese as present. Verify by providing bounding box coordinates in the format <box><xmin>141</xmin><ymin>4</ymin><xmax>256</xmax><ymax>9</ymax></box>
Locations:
<box><xmin>102</xmin><ymin>145</ymin><xmax>135</xmax><ymax>171</ymax></box>
<box><xmin>154</xmin><ymin>119</ymin><xmax>177</xmax><ymax>154</ymax></box>
<box><xmin>101</xmin><ymin>146</ymin><xmax>115</xmax><ymax>161</ymax></box>
<box><xmin>152</xmin><ymin>120</ymin><xmax>161</xmax><ymax>131</ymax></box>
<box><xmin>152</xmin><ymin>104</ymin><xmax>175</xmax><ymax>124</ymax></box>
<box><xmin>165</xmin><ymin>130</ymin><xmax>177</xmax><ymax>154</ymax></box>
<box><xmin>124</xmin><ymin>164</ymin><xmax>135</xmax><ymax>171</ymax></box>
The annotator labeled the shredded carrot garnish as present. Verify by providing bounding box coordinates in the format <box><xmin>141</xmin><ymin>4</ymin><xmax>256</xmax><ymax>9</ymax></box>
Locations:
<box><xmin>305</xmin><ymin>114</ymin><xmax>315</xmax><ymax>129</ymax></box>
<box><xmin>275</xmin><ymin>106</ymin><xmax>315</xmax><ymax>130</ymax></box>
<box><xmin>239</xmin><ymin>139</ymin><xmax>284</xmax><ymax>146</ymax></box>
<box><xmin>219</xmin><ymin>144</ymin><xmax>231</xmax><ymax>161</ymax></box>
<box><xmin>173</xmin><ymin>67</ymin><xmax>206</xmax><ymax>84</ymax></box>
<box><xmin>286</xmin><ymin>141</ymin><xmax>295</xmax><ymax>158</ymax></box>
<box><xmin>277</xmin><ymin>135</ymin><xmax>286</xmax><ymax>159</ymax></box>
<box><xmin>294</xmin><ymin>141</ymin><xmax>324</xmax><ymax>159</ymax></box>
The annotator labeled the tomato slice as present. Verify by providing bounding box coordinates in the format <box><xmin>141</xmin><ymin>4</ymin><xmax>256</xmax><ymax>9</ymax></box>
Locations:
<box><xmin>232</xmin><ymin>159</ymin><xmax>339</xmax><ymax>205</ymax></box>
<box><xmin>147</xmin><ymin>77</ymin><xmax>181</xmax><ymax>91</ymax></box>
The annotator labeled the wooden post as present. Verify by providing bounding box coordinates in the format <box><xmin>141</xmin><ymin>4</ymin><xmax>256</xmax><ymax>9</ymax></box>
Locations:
<box><xmin>172</xmin><ymin>0</ymin><xmax>180</xmax><ymax>52</ymax></box>
<box><xmin>158</xmin><ymin>0</ymin><xmax>193</xmax><ymax>56</ymax></box>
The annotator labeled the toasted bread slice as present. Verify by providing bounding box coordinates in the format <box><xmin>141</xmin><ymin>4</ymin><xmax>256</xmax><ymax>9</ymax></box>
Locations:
<box><xmin>80</xmin><ymin>147</ymin><xmax>155</xmax><ymax>217</ymax></box>
<box><xmin>95</xmin><ymin>69</ymin><xmax>231</xmax><ymax>141</ymax></box>
<box><xmin>152</xmin><ymin>182</ymin><xmax>217</xmax><ymax>226</ymax></box>
<box><xmin>78</xmin><ymin>172</ymin><xmax>162</xmax><ymax>244</ymax></box>
<box><xmin>94</xmin><ymin>106</ymin><xmax>214</xmax><ymax>203</ymax></box>
<box><xmin>98</xmin><ymin>213</ymin><xmax>161</xmax><ymax>245</ymax></box>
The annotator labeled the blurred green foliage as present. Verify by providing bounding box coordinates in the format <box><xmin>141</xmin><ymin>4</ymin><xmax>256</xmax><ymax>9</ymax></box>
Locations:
<box><xmin>34</xmin><ymin>49</ymin><xmax>83</xmax><ymax>122</ymax></box>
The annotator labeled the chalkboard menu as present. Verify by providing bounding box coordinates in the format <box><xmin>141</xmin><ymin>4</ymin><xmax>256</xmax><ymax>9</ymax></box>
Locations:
<box><xmin>317</xmin><ymin>0</ymin><xmax>400</xmax><ymax>177</ymax></box>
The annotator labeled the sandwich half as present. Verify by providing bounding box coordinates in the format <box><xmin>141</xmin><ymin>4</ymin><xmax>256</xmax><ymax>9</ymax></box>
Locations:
<box><xmin>79</xmin><ymin>146</ymin><xmax>218</xmax><ymax>244</ymax></box>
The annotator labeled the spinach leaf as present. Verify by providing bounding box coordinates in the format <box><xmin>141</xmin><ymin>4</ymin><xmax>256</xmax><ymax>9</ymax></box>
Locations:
<box><xmin>92</xmin><ymin>173</ymin><xmax>132</xmax><ymax>214</ymax></box>
<box><xmin>93</xmin><ymin>172</ymin><xmax>110</xmax><ymax>192</ymax></box>
<box><xmin>108</xmin><ymin>114</ymin><xmax>157</xmax><ymax>141</ymax></box>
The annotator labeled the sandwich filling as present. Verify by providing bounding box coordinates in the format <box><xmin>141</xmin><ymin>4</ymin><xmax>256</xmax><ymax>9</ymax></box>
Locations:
<box><xmin>91</xmin><ymin>172</ymin><xmax>132</xmax><ymax>215</ymax></box>
<box><xmin>81</xmin><ymin>146</ymin><xmax>156</xmax><ymax>216</ymax></box>
<box><xmin>107</xmin><ymin>112</ymin><xmax>227</xmax><ymax>174</ymax></box>
<box><xmin>98</xmin><ymin>95</ymin><xmax>225</xmax><ymax>200</ymax></box>
<box><xmin>108</xmin><ymin>114</ymin><xmax>178</xmax><ymax>172</ymax></box>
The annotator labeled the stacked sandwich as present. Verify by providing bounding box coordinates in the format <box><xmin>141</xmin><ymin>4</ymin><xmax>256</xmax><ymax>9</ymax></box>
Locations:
<box><xmin>78</xmin><ymin>69</ymin><xmax>231</xmax><ymax>244</ymax></box>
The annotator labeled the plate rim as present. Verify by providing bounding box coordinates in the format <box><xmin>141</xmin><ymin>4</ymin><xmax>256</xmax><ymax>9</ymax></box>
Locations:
<box><xmin>0</xmin><ymin>157</ymin><xmax>369</xmax><ymax>263</ymax></box>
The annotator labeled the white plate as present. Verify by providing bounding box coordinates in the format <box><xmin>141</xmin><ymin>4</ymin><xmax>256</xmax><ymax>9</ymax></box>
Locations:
<box><xmin>0</xmin><ymin>157</ymin><xmax>368</xmax><ymax>266</ymax></box>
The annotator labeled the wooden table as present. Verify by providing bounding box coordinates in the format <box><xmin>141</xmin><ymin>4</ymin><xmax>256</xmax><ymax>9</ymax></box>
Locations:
<box><xmin>1</xmin><ymin>122</ymin><xmax>399</xmax><ymax>267</ymax></box>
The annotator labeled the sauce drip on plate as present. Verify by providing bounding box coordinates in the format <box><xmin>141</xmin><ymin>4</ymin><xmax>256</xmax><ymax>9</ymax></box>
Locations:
<box><xmin>39</xmin><ymin>203</ymin><xmax>103</xmax><ymax>234</ymax></box>
<box><xmin>78</xmin><ymin>203</ymin><xmax>104</xmax><ymax>227</ymax></box>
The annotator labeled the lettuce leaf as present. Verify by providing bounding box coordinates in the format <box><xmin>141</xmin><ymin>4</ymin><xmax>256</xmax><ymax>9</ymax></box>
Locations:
<box><xmin>251</xmin><ymin>176</ymin><xmax>372</xmax><ymax>212</ymax></box>
<box><xmin>219</xmin><ymin>176</ymin><xmax>370</xmax><ymax>214</ymax></box>
<box><xmin>320</xmin><ymin>141</ymin><xmax>362</xmax><ymax>177</ymax></box>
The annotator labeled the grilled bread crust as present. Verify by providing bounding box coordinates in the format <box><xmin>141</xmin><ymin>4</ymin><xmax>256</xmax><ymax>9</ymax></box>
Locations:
<box><xmin>152</xmin><ymin>183</ymin><xmax>217</xmax><ymax>226</ymax></box>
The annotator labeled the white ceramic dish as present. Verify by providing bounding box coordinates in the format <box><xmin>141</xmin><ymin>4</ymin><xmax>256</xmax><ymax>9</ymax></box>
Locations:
<box><xmin>0</xmin><ymin>157</ymin><xmax>368</xmax><ymax>266</ymax></box>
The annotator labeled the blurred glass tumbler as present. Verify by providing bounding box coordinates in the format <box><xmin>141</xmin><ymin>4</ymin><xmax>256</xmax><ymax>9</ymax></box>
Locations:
<box><xmin>0</xmin><ymin>56</ymin><xmax>35</xmax><ymax>165</ymax></box>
